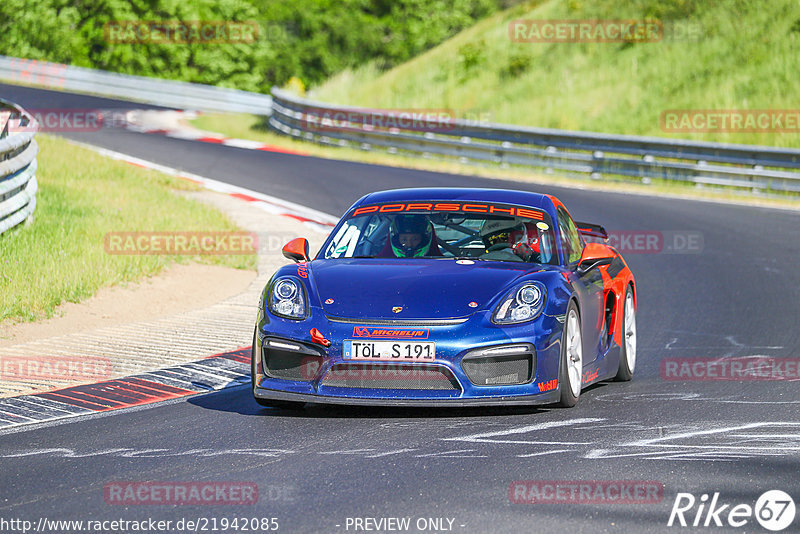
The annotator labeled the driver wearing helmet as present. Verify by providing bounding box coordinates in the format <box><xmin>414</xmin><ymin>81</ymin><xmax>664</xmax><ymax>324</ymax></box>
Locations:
<box><xmin>389</xmin><ymin>214</ymin><xmax>435</xmax><ymax>258</ymax></box>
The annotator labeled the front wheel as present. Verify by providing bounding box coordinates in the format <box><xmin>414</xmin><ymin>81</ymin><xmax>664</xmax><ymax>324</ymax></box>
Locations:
<box><xmin>614</xmin><ymin>286</ymin><xmax>636</xmax><ymax>381</ymax></box>
<box><xmin>557</xmin><ymin>301</ymin><xmax>583</xmax><ymax>407</ymax></box>
<box><xmin>251</xmin><ymin>328</ymin><xmax>305</xmax><ymax>410</ymax></box>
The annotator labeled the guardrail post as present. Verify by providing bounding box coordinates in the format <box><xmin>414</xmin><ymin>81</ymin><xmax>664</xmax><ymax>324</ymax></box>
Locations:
<box><xmin>753</xmin><ymin>165</ymin><xmax>764</xmax><ymax>193</ymax></box>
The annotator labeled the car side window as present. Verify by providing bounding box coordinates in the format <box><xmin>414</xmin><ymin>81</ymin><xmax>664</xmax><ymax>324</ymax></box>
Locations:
<box><xmin>557</xmin><ymin>207</ymin><xmax>584</xmax><ymax>265</ymax></box>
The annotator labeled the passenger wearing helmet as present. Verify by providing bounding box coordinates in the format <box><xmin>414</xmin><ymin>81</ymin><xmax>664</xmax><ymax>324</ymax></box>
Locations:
<box><xmin>518</xmin><ymin>222</ymin><xmax>542</xmax><ymax>261</ymax></box>
<box><xmin>480</xmin><ymin>218</ymin><xmax>538</xmax><ymax>262</ymax></box>
<box><xmin>390</xmin><ymin>214</ymin><xmax>435</xmax><ymax>258</ymax></box>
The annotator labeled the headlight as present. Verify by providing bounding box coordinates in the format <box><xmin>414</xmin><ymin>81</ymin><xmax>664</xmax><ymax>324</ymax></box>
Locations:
<box><xmin>492</xmin><ymin>283</ymin><xmax>546</xmax><ymax>324</ymax></box>
<box><xmin>268</xmin><ymin>277</ymin><xmax>308</xmax><ymax>319</ymax></box>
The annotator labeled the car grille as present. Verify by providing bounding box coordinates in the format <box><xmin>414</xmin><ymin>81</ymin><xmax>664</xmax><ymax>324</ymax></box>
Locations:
<box><xmin>321</xmin><ymin>364</ymin><xmax>460</xmax><ymax>390</ymax></box>
<box><xmin>461</xmin><ymin>353</ymin><xmax>534</xmax><ymax>386</ymax></box>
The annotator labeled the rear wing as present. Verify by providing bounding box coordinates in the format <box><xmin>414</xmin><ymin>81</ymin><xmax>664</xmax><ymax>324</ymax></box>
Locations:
<box><xmin>576</xmin><ymin>222</ymin><xmax>608</xmax><ymax>240</ymax></box>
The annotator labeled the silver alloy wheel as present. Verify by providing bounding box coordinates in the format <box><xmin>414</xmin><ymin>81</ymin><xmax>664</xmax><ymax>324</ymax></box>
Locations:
<box><xmin>624</xmin><ymin>291</ymin><xmax>637</xmax><ymax>372</ymax></box>
<box><xmin>566</xmin><ymin>308</ymin><xmax>583</xmax><ymax>397</ymax></box>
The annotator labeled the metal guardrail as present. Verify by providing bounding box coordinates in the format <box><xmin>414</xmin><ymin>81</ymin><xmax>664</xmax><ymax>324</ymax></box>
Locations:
<box><xmin>0</xmin><ymin>55</ymin><xmax>273</xmax><ymax>115</ymax></box>
<box><xmin>269</xmin><ymin>88</ymin><xmax>800</xmax><ymax>194</ymax></box>
<box><xmin>2</xmin><ymin>55</ymin><xmax>798</xmax><ymax>195</ymax></box>
<box><xmin>0</xmin><ymin>99</ymin><xmax>38</xmax><ymax>236</ymax></box>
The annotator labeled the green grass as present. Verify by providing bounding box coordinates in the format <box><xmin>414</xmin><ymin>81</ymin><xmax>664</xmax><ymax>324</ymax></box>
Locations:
<box><xmin>190</xmin><ymin>0</ymin><xmax>800</xmax><ymax>208</ymax></box>
<box><xmin>0</xmin><ymin>135</ymin><xmax>256</xmax><ymax>324</ymax></box>
<box><xmin>311</xmin><ymin>0</ymin><xmax>800</xmax><ymax>148</ymax></box>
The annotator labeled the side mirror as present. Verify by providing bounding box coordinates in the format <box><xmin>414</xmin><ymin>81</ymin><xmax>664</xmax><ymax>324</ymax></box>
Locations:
<box><xmin>576</xmin><ymin>242</ymin><xmax>613</xmax><ymax>275</ymax></box>
<box><xmin>282</xmin><ymin>238</ymin><xmax>310</xmax><ymax>263</ymax></box>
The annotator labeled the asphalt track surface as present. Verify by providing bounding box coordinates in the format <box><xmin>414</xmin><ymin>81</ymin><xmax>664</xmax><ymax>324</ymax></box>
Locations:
<box><xmin>2</xmin><ymin>83</ymin><xmax>800</xmax><ymax>533</ymax></box>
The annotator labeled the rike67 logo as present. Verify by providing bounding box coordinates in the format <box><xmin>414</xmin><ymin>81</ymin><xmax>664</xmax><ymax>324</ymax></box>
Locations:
<box><xmin>668</xmin><ymin>490</ymin><xmax>796</xmax><ymax>531</ymax></box>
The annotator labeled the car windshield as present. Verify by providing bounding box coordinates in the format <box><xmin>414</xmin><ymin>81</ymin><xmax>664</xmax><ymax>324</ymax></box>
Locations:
<box><xmin>322</xmin><ymin>208</ymin><xmax>558</xmax><ymax>264</ymax></box>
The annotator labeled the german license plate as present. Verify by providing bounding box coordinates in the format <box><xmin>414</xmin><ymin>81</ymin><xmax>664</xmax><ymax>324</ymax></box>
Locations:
<box><xmin>343</xmin><ymin>340</ymin><xmax>435</xmax><ymax>361</ymax></box>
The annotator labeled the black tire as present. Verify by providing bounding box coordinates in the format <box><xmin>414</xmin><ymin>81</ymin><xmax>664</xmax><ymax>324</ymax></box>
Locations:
<box><xmin>251</xmin><ymin>328</ymin><xmax>305</xmax><ymax>410</ymax></box>
<box><xmin>557</xmin><ymin>301</ymin><xmax>583</xmax><ymax>408</ymax></box>
<box><xmin>614</xmin><ymin>285</ymin><xmax>636</xmax><ymax>381</ymax></box>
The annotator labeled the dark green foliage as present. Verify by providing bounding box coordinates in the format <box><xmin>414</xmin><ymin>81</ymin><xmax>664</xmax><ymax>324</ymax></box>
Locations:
<box><xmin>0</xmin><ymin>0</ymin><xmax>508</xmax><ymax>92</ymax></box>
<box><xmin>566</xmin><ymin>0</ymin><xmax>700</xmax><ymax>19</ymax></box>
<box><xmin>457</xmin><ymin>39</ymin><xmax>485</xmax><ymax>79</ymax></box>
<box><xmin>500</xmin><ymin>51</ymin><xmax>531</xmax><ymax>79</ymax></box>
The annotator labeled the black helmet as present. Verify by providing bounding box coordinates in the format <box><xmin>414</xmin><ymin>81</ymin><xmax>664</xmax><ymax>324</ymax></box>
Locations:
<box><xmin>390</xmin><ymin>215</ymin><xmax>433</xmax><ymax>257</ymax></box>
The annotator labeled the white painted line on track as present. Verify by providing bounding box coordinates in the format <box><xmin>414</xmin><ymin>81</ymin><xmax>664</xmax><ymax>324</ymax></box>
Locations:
<box><xmin>621</xmin><ymin>422</ymin><xmax>800</xmax><ymax>447</ymax></box>
<box><xmin>442</xmin><ymin>417</ymin><xmax>605</xmax><ymax>444</ymax></box>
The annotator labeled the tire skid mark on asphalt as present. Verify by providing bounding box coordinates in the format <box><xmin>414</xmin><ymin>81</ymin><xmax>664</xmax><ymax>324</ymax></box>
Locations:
<box><xmin>0</xmin><ymin>448</ymin><xmax>295</xmax><ymax>459</ymax></box>
<box><xmin>443</xmin><ymin>417</ymin><xmax>800</xmax><ymax>461</ymax></box>
<box><xmin>596</xmin><ymin>391</ymin><xmax>800</xmax><ymax>405</ymax></box>
<box><xmin>516</xmin><ymin>449</ymin><xmax>573</xmax><ymax>458</ymax></box>
<box><xmin>364</xmin><ymin>448</ymin><xmax>419</xmax><ymax>458</ymax></box>
<box><xmin>583</xmin><ymin>422</ymin><xmax>800</xmax><ymax>460</ymax></box>
<box><xmin>440</xmin><ymin>417</ymin><xmax>605</xmax><ymax>444</ymax></box>
<box><xmin>3</xmin><ymin>420</ymin><xmax>800</xmax><ymax>462</ymax></box>
<box><xmin>0</xmin><ymin>347</ymin><xmax>251</xmax><ymax>431</ymax></box>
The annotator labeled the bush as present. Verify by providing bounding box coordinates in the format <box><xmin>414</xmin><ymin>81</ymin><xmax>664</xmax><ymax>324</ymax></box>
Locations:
<box><xmin>0</xmin><ymin>0</ymin><xmax>512</xmax><ymax>93</ymax></box>
<box><xmin>501</xmin><ymin>52</ymin><xmax>532</xmax><ymax>79</ymax></box>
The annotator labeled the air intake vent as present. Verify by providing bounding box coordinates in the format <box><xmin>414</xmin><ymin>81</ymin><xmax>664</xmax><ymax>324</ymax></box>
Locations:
<box><xmin>461</xmin><ymin>345</ymin><xmax>535</xmax><ymax>386</ymax></box>
<box><xmin>262</xmin><ymin>338</ymin><xmax>324</xmax><ymax>381</ymax></box>
<box><xmin>321</xmin><ymin>364</ymin><xmax>460</xmax><ymax>390</ymax></box>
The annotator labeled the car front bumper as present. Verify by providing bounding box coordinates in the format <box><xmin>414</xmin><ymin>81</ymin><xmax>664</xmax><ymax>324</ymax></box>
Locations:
<box><xmin>252</xmin><ymin>309</ymin><xmax>565</xmax><ymax>406</ymax></box>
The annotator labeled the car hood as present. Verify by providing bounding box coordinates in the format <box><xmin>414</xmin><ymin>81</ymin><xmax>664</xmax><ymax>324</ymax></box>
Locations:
<box><xmin>310</xmin><ymin>259</ymin><xmax>541</xmax><ymax>320</ymax></box>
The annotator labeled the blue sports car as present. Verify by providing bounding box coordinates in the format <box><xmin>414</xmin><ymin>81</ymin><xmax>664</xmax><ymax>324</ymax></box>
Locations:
<box><xmin>252</xmin><ymin>188</ymin><xmax>637</xmax><ymax>408</ymax></box>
